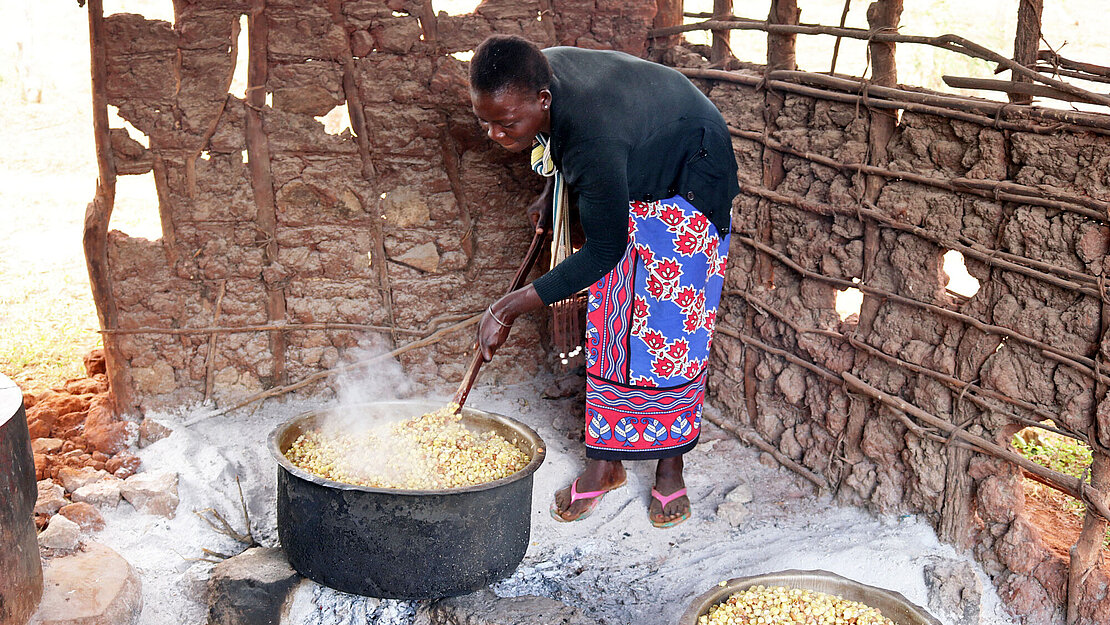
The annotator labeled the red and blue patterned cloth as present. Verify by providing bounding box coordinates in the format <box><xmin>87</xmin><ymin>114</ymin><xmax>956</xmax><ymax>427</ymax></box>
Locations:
<box><xmin>584</xmin><ymin>195</ymin><xmax>729</xmax><ymax>460</ymax></box>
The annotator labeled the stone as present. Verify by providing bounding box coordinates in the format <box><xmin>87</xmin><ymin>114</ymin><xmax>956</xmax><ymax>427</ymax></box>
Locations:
<box><xmin>206</xmin><ymin>547</ymin><xmax>300</xmax><ymax>625</ymax></box>
<box><xmin>382</xmin><ymin>185</ymin><xmax>431</xmax><ymax>227</ymax></box>
<box><xmin>724</xmin><ymin>482</ymin><xmax>753</xmax><ymax>504</ymax></box>
<box><xmin>27</xmin><ymin>417</ymin><xmax>52</xmax><ymax>439</ymax></box>
<box><xmin>84</xmin><ymin>348</ymin><xmax>107</xmax><ymax>376</ymax></box>
<box><xmin>106</xmin><ymin>451</ymin><xmax>141</xmax><ymax>475</ymax></box>
<box><xmin>138</xmin><ymin>418</ymin><xmax>172</xmax><ymax>447</ymax></box>
<box><xmin>83</xmin><ymin>395</ymin><xmax>116</xmax><ymax>431</ymax></box>
<box><xmin>350</xmin><ymin>29</ymin><xmax>373</xmax><ymax>57</ymax></box>
<box><xmin>38</xmin><ymin>514</ymin><xmax>81</xmax><ymax>550</ymax></box>
<box><xmin>31</xmin><ymin>392</ymin><xmax>93</xmax><ymax>421</ymax></box>
<box><xmin>1076</xmin><ymin>225</ymin><xmax>1109</xmax><ymax>264</ymax></box>
<box><xmin>35</xmin><ymin>541</ymin><xmax>142</xmax><ymax>625</ymax></box>
<box><xmin>180</xmin><ymin>561</ymin><xmax>213</xmax><ymax>600</ymax></box>
<box><xmin>998</xmin><ymin>518</ymin><xmax>1043</xmax><ymax>575</ymax></box>
<box><xmin>35</xmin><ymin>479</ymin><xmax>68</xmax><ymax>515</ymax></box>
<box><xmin>58</xmin><ymin>502</ymin><xmax>106</xmax><ymax>532</ymax></box>
<box><xmin>414</xmin><ymin>589</ymin><xmax>592</xmax><ymax>625</ymax></box>
<box><xmin>924</xmin><ymin>558</ymin><xmax>982</xmax><ymax>625</ymax></box>
<box><xmin>72</xmin><ymin>478</ymin><xmax>123</xmax><ymax>509</ymax></box>
<box><xmin>64</xmin><ymin>377</ymin><xmax>105</xmax><ymax>396</ymax></box>
<box><xmin>776</xmin><ymin>365</ymin><xmax>806</xmax><ymax>404</ymax></box>
<box><xmin>393</xmin><ymin>241</ymin><xmax>440</xmax><ymax>273</ymax></box>
<box><xmin>32</xmin><ymin>437</ymin><xmax>65</xmax><ymax>454</ymax></box>
<box><xmin>34</xmin><ymin>453</ymin><xmax>49</xmax><ymax>480</ymax></box>
<box><xmin>85</xmin><ymin>421</ymin><xmax>135</xmax><ymax>455</ymax></box>
<box><xmin>716</xmin><ymin>501</ymin><xmax>749</xmax><ymax>527</ymax></box>
<box><xmin>121</xmin><ymin>471</ymin><xmax>179</xmax><ymax>517</ymax></box>
<box><xmin>975</xmin><ymin>475</ymin><xmax>1020</xmax><ymax>524</ymax></box>
<box><xmin>57</xmin><ymin>466</ymin><xmax>112</xmax><ymax>493</ymax></box>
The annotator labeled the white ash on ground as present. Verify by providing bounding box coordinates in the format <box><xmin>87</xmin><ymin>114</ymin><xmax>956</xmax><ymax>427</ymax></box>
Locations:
<box><xmin>285</xmin><ymin>585</ymin><xmax>416</xmax><ymax>625</ymax></box>
<box><xmin>84</xmin><ymin>376</ymin><xmax>1021</xmax><ymax>625</ymax></box>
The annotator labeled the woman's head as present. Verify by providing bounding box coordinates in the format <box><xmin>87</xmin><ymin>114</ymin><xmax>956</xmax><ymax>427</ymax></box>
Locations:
<box><xmin>470</xmin><ymin>35</ymin><xmax>552</xmax><ymax>95</ymax></box>
<box><xmin>469</xmin><ymin>35</ymin><xmax>552</xmax><ymax>152</ymax></box>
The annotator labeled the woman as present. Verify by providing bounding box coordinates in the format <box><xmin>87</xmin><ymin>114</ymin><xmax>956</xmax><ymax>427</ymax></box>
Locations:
<box><xmin>469</xmin><ymin>35</ymin><xmax>738</xmax><ymax>528</ymax></box>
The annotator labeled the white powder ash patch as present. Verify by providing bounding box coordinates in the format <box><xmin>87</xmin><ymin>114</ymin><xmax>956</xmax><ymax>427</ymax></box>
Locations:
<box><xmin>285</xmin><ymin>584</ymin><xmax>415</xmax><ymax>625</ymax></box>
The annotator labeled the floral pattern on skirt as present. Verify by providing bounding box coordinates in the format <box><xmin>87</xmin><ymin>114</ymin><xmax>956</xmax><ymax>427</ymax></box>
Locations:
<box><xmin>584</xmin><ymin>195</ymin><xmax>729</xmax><ymax>460</ymax></box>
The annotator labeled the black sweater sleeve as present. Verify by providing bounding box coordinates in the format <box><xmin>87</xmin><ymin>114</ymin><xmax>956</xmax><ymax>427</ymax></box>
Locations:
<box><xmin>532</xmin><ymin>138</ymin><xmax>631</xmax><ymax>305</ymax></box>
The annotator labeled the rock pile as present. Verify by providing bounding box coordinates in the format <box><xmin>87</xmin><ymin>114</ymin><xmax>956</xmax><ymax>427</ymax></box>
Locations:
<box><xmin>23</xmin><ymin>348</ymin><xmax>175</xmax><ymax>540</ymax></box>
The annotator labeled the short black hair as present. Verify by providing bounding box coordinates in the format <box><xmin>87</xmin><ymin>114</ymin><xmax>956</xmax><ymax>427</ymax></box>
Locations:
<box><xmin>469</xmin><ymin>35</ymin><xmax>552</xmax><ymax>95</ymax></box>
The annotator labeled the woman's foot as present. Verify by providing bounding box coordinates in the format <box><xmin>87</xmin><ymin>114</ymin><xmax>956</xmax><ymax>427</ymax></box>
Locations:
<box><xmin>551</xmin><ymin>459</ymin><xmax>626</xmax><ymax>522</ymax></box>
<box><xmin>649</xmin><ymin>455</ymin><xmax>689</xmax><ymax>528</ymax></box>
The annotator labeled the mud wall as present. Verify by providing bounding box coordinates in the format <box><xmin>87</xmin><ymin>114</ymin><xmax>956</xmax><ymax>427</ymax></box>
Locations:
<box><xmin>689</xmin><ymin>59</ymin><xmax>1110</xmax><ymax>625</ymax></box>
<box><xmin>97</xmin><ymin>0</ymin><xmax>655</xmax><ymax>408</ymax></box>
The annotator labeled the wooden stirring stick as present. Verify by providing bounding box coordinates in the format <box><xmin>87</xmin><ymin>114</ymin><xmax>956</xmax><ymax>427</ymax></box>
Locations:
<box><xmin>452</xmin><ymin>228</ymin><xmax>547</xmax><ymax>413</ymax></box>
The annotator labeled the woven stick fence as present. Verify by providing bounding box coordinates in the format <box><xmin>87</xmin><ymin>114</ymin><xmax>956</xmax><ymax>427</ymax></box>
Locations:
<box><xmin>649</xmin><ymin>2</ymin><xmax>1109</xmax><ymax>622</ymax></box>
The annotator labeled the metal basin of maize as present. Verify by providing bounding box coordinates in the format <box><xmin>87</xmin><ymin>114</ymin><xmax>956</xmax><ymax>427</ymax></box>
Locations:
<box><xmin>699</xmin><ymin>584</ymin><xmax>895</xmax><ymax>625</ymax></box>
<box><xmin>284</xmin><ymin>403</ymin><xmax>530</xmax><ymax>489</ymax></box>
<box><xmin>681</xmin><ymin>570</ymin><xmax>941</xmax><ymax>625</ymax></box>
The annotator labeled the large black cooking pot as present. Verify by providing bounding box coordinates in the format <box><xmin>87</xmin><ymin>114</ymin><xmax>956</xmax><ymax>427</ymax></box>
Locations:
<box><xmin>269</xmin><ymin>401</ymin><xmax>545</xmax><ymax>599</ymax></box>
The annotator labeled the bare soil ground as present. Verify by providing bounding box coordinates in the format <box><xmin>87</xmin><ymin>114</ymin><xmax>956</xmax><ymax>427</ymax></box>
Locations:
<box><xmin>1023</xmin><ymin>478</ymin><xmax>1091</xmax><ymax>561</ymax></box>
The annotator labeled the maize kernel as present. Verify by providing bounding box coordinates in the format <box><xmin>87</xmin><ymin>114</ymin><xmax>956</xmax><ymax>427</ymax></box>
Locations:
<box><xmin>285</xmin><ymin>404</ymin><xmax>529</xmax><ymax>489</ymax></box>
<box><xmin>697</xmin><ymin>585</ymin><xmax>896</xmax><ymax>625</ymax></box>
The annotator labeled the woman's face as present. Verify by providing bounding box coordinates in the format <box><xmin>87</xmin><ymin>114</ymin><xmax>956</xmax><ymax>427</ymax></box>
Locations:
<box><xmin>470</xmin><ymin>87</ymin><xmax>551</xmax><ymax>153</ymax></box>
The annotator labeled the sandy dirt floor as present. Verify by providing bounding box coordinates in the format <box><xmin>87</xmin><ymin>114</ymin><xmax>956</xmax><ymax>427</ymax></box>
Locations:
<box><xmin>98</xmin><ymin>378</ymin><xmax>1022</xmax><ymax>625</ymax></box>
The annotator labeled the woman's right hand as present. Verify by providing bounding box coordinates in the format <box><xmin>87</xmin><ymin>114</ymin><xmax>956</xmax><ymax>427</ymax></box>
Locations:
<box><xmin>478</xmin><ymin>303</ymin><xmax>513</xmax><ymax>362</ymax></box>
<box><xmin>476</xmin><ymin>286</ymin><xmax>545</xmax><ymax>362</ymax></box>
<box><xmin>527</xmin><ymin>178</ymin><xmax>554</xmax><ymax>235</ymax></box>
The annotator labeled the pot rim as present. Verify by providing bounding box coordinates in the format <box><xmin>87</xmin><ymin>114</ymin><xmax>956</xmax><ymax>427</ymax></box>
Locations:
<box><xmin>678</xmin><ymin>569</ymin><xmax>942</xmax><ymax>625</ymax></box>
<box><xmin>268</xmin><ymin>399</ymin><xmax>546</xmax><ymax>496</ymax></box>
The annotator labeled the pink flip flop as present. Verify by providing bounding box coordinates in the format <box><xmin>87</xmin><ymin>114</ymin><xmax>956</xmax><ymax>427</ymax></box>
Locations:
<box><xmin>650</xmin><ymin>487</ymin><xmax>690</xmax><ymax>529</ymax></box>
<box><xmin>549</xmin><ymin>478</ymin><xmax>624</xmax><ymax>523</ymax></box>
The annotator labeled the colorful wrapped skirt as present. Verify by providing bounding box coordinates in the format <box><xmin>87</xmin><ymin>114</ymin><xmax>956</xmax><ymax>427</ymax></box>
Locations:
<box><xmin>583</xmin><ymin>195</ymin><xmax>730</xmax><ymax>461</ymax></box>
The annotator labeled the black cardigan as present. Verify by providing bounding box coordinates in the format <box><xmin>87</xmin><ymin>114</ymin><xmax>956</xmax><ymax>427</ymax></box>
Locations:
<box><xmin>530</xmin><ymin>47</ymin><xmax>740</xmax><ymax>305</ymax></box>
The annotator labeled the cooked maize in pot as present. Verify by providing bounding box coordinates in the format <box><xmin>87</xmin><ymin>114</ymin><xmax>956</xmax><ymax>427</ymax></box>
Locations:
<box><xmin>699</xmin><ymin>585</ymin><xmax>896</xmax><ymax>625</ymax></box>
<box><xmin>285</xmin><ymin>404</ymin><xmax>530</xmax><ymax>489</ymax></box>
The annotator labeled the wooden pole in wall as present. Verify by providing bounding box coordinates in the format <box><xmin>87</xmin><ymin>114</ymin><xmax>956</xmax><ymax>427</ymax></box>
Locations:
<box><xmin>845</xmin><ymin>0</ymin><xmax>902</xmax><ymax>474</ymax></box>
<box><xmin>84</xmin><ymin>0</ymin><xmax>139</xmax><ymax>416</ymax></box>
<box><xmin>711</xmin><ymin>0</ymin><xmax>733</xmax><ymax>64</ymax></box>
<box><xmin>1010</xmin><ymin>0</ymin><xmax>1043</xmax><ymax>105</ymax></box>
<box><xmin>245</xmin><ymin>0</ymin><xmax>289</xmax><ymax>387</ymax></box>
<box><xmin>756</xmin><ymin>0</ymin><xmax>797</xmax><ymax>287</ymax></box>
<box><xmin>742</xmin><ymin>0</ymin><xmax>797</xmax><ymax>427</ymax></box>
<box><xmin>654</xmin><ymin>0</ymin><xmax>684</xmax><ymax>50</ymax></box>
<box><xmin>1068</xmin><ymin>292</ymin><xmax>1110</xmax><ymax>622</ymax></box>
